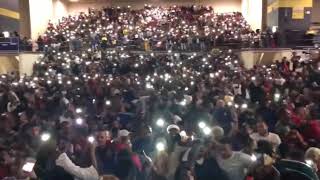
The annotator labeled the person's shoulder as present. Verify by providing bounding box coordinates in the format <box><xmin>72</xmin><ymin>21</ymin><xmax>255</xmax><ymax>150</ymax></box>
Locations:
<box><xmin>268</xmin><ymin>132</ymin><xmax>280</xmax><ymax>138</ymax></box>
<box><xmin>228</xmin><ymin>152</ymin><xmax>246</xmax><ymax>162</ymax></box>
<box><xmin>51</xmin><ymin>165</ymin><xmax>74</xmax><ymax>180</ymax></box>
<box><xmin>250</xmin><ymin>132</ymin><xmax>259</xmax><ymax>138</ymax></box>
<box><xmin>308</xmin><ymin>120</ymin><xmax>320</xmax><ymax>125</ymax></box>
<box><xmin>235</xmin><ymin>152</ymin><xmax>252</xmax><ymax>163</ymax></box>
<box><xmin>235</xmin><ymin>151</ymin><xmax>250</xmax><ymax>158</ymax></box>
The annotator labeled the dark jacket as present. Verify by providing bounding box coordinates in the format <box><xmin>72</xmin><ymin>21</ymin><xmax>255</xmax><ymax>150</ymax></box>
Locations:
<box><xmin>95</xmin><ymin>142</ymin><xmax>117</xmax><ymax>174</ymax></box>
<box><xmin>213</xmin><ymin>107</ymin><xmax>233</xmax><ymax>133</ymax></box>
<box><xmin>114</xmin><ymin>149</ymin><xmax>140</xmax><ymax>180</ymax></box>
<box><xmin>34</xmin><ymin>142</ymin><xmax>74</xmax><ymax>180</ymax></box>
<box><xmin>275</xmin><ymin>159</ymin><xmax>319</xmax><ymax>180</ymax></box>
<box><xmin>194</xmin><ymin>157</ymin><xmax>230</xmax><ymax>180</ymax></box>
<box><xmin>34</xmin><ymin>154</ymin><xmax>73</xmax><ymax>180</ymax></box>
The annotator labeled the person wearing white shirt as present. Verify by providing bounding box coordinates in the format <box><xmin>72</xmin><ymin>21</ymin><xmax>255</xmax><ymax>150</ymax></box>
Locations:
<box><xmin>217</xmin><ymin>138</ymin><xmax>255</xmax><ymax>180</ymax></box>
<box><xmin>7</xmin><ymin>91</ymin><xmax>20</xmax><ymax>112</ymax></box>
<box><xmin>56</xmin><ymin>153</ymin><xmax>99</xmax><ymax>180</ymax></box>
<box><xmin>250</xmin><ymin>120</ymin><xmax>281</xmax><ymax>149</ymax></box>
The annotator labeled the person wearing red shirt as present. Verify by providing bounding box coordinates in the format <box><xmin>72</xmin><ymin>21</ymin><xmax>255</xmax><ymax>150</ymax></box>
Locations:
<box><xmin>301</xmin><ymin>119</ymin><xmax>320</xmax><ymax>143</ymax></box>
<box><xmin>114</xmin><ymin>129</ymin><xmax>143</xmax><ymax>172</ymax></box>
<box><xmin>290</xmin><ymin>106</ymin><xmax>307</xmax><ymax>127</ymax></box>
<box><xmin>0</xmin><ymin>151</ymin><xmax>10</xmax><ymax>179</ymax></box>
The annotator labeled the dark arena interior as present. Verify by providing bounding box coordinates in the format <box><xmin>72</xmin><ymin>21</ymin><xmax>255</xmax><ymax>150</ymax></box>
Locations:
<box><xmin>0</xmin><ymin>0</ymin><xmax>319</xmax><ymax>180</ymax></box>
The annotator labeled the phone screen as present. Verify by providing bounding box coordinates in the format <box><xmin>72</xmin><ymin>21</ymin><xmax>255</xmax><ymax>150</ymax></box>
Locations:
<box><xmin>22</xmin><ymin>162</ymin><xmax>35</xmax><ymax>173</ymax></box>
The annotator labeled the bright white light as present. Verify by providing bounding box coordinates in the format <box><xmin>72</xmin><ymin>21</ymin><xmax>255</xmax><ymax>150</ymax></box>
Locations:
<box><xmin>180</xmin><ymin>99</ymin><xmax>187</xmax><ymax>106</ymax></box>
<box><xmin>227</xmin><ymin>101</ymin><xmax>233</xmax><ymax>106</ymax></box>
<box><xmin>274</xmin><ymin>93</ymin><xmax>280</xmax><ymax>101</ymax></box>
<box><xmin>241</xmin><ymin>103</ymin><xmax>248</xmax><ymax>109</ymax></box>
<box><xmin>235</xmin><ymin>104</ymin><xmax>239</xmax><ymax>108</ymax></box>
<box><xmin>272</xmin><ymin>26</ymin><xmax>278</xmax><ymax>33</ymax></box>
<box><xmin>22</xmin><ymin>162</ymin><xmax>35</xmax><ymax>172</ymax></box>
<box><xmin>76</xmin><ymin>108</ymin><xmax>82</xmax><ymax>113</ymax></box>
<box><xmin>105</xmin><ymin>100</ymin><xmax>111</xmax><ymax>106</ymax></box>
<box><xmin>251</xmin><ymin>76</ymin><xmax>256</xmax><ymax>81</ymax></box>
<box><xmin>67</xmin><ymin>81</ymin><xmax>71</xmax><ymax>85</ymax></box>
<box><xmin>251</xmin><ymin>154</ymin><xmax>257</xmax><ymax>161</ymax></box>
<box><xmin>88</xmin><ymin>136</ymin><xmax>95</xmax><ymax>143</ymax></box>
<box><xmin>156</xmin><ymin>142</ymin><xmax>165</xmax><ymax>151</ymax></box>
<box><xmin>156</xmin><ymin>118</ymin><xmax>165</xmax><ymax>127</ymax></box>
<box><xmin>146</xmin><ymin>83</ymin><xmax>153</xmax><ymax>89</ymax></box>
<box><xmin>180</xmin><ymin>130</ymin><xmax>187</xmax><ymax>137</ymax></box>
<box><xmin>47</xmin><ymin>80</ymin><xmax>52</xmax><ymax>84</ymax></box>
<box><xmin>76</xmin><ymin>118</ymin><xmax>83</xmax><ymax>125</ymax></box>
<box><xmin>2</xmin><ymin>31</ymin><xmax>9</xmax><ymax>38</ymax></box>
<box><xmin>203</xmin><ymin>127</ymin><xmax>212</xmax><ymax>135</ymax></box>
<box><xmin>306</xmin><ymin>159</ymin><xmax>313</xmax><ymax>166</ymax></box>
<box><xmin>198</xmin><ymin>121</ymin><xmax>206</xmax><ymax>129</ymax></box>
<box><xmin>41</xmin><ymin>133</ymin><xmax>51</xmax><ymax>142</ymax></box>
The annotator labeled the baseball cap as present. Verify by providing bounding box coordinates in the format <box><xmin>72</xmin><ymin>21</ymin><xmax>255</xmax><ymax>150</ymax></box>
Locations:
<box><xmin>118</xmin><ymin>129</ymin><xmax>130</xmax><ymax>137</ymax></box>
<box><xmin>167</xmin><ymin>124</ymin><xmax>180</xmax><ymax>133</ymax></box>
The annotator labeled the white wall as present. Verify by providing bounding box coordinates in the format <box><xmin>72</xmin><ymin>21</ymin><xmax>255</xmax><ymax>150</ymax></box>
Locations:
<box><xmin>19</xmin><ymin>53</ymin><xmax>42</xmax><ymax>76</ymax></box>
<box><xmin>241</xmin><ymin>0</ymin><xmax>262</xmax><ymax>30</ymax></box>
<box><xmin>29</xmin><ymin>0</ymin><xmax>68</xmax><ymax>40</ymax></box>
<box><xmin>53</xmin><ymin>0</ymin><xmax>69</xmax><ymax>23</ymax></box>
<box><xmin>312</xmin><ymin>0</ymin><xmax>320</xmax><ymax>23</ymax></box>
<box><xmin>29</xmin><ymin>0</ymin><xmax>54</xmax><ymax>40</ymax></box>
<box><xmin>0</xmin><ymin>55</ymin><xmax>19</xmax><ymax>74</ymax></box>
<box><xmin>239</xmin><ymin>49</ymin><xmax>293</xmax><ymax>69</ymax></box>
<box><xmin>68</xmin><ymin>2</ymin><xmax>100</xmax><ymax>15</ymax></box>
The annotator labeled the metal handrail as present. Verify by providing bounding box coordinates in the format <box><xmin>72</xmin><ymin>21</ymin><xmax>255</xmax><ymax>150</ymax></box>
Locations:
<box><xmin>0</xmin><ymin>37</ymin><xmax>317</xmax><ymax>54</ymax></box>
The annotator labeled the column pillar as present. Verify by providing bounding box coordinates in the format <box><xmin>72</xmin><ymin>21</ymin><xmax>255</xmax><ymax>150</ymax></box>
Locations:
<box><xmin>312</xmin><ymin>0</ymin><xmax>320</xmax><ymax>23</ymax></box>
<box><xmin>19</xmin><ymin>0</ymin><xmax>31</xmax><ymax>38</ymax></box>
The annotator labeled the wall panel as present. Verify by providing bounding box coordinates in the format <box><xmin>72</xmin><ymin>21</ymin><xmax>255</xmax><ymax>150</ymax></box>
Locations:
<box><xmin>0</xmin><ymin>0</ymin><xmax>19</xmax><ymax>33</ymax></box>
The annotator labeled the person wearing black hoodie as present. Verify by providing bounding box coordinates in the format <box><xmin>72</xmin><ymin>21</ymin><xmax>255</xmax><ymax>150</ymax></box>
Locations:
<box><xmin>114</xmin><ymin>149</ymin><xmax>138</xmax><ymax>180</ymax></box>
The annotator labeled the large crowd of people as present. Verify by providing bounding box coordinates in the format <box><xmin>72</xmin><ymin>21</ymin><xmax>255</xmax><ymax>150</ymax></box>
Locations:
<box><xmin>39</xmin><ymin>5</ymin><xmax>266</xmax><ymax>52</ymax></box>
<box><xmin>0</xmin><ymin>5</ymin><xmax>319</xmax><ymax>180</ymax></box>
